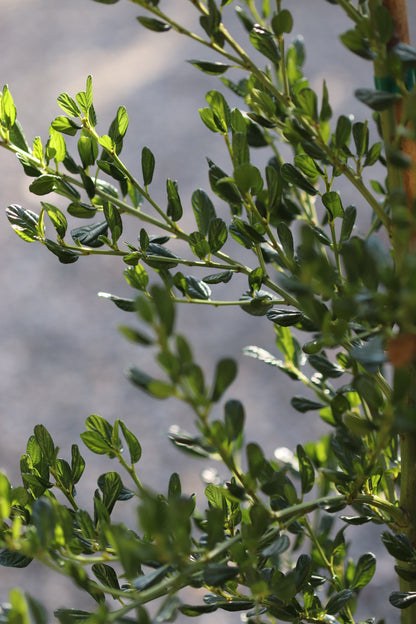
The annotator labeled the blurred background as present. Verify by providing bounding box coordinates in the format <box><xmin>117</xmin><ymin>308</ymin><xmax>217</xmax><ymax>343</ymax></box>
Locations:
<box><xmin>1</xmin><ymin>0</ymin><xmax>415</xmax><ymax>621</ymax></box>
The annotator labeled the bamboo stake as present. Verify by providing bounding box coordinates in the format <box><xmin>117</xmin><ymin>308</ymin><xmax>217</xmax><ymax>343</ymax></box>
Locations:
<box><xmin>382</xmin><ymin>5</ymin><xmax>416</xmax><ymax>624</ymax></box>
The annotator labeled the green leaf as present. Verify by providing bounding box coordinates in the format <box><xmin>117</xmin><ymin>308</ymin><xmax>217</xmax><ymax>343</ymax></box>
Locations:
<box><xmin>78</xmin><ymin>132</ymin><xmax>98</xmax><ymax>168</ymax></box>
<box><xmin>188</xmin><ymin>231</ymin><xmax>210</xmax><ymax>259</ymax></box>
<box><xmin>234</xmin><ymin>163</ymin><xmax>263</xmax><ymax>195</ymax></box>
<box><xmin>199</xmin><ymin>108</ymin><xmax>221</xmax><ymax>133</ymax></box>
<box><xmin>271</xmin><ymin>9</ymin><xmax>293</xmax><ymax>36</ymax></box>
<box><xmin>98</xmin><ymin>471</ymin><xmax>124</xmax><ymax>513</ymax></box>
<box><xmin>57</xmin><ymin>93</ymin><xmax>81</xmax><ymax>117</ymax></box>
<box><xmin>335</xmin><ymin>114</ymin><xmax>352</xmax><ymax>148</ymax></box>
<box><xmin>103</xmin><ymin>202</ymin><xmax>122</xmax><ymax>245</ymax></box>
<box><xmin>352</xmin><ymin>121</ymin><xmax>368</xmax><ymax>157</ymax></box>
<box><xmin>206</xmin><ymin>90</ymin><xmax>231</xmax><ymax>132</ymax></box>
<box><xmin>211</xmin><ymin>358</ymin><xmax>237</xmax><ymax>402</ymax></box>
<box><xmin>127</xmin><ymin>367</ymin><xmax>174</xmax><ymax>399</ymax></box>
<box><xmin>29</xmin><ymin>174</ymin><xmax>57</xmax><ymax>196</ymax></box>
<box><xmin>250</xmin><ymin>25</ymin><xmax>280</xmax><ymax>64</ymax></box>
<box><xmin>239</xmin><ymin>290</ymin><xmax>273</xmax><ymax>316</ymax></box>
<box><xmin>351</xmin><ymin>553</ymin><xmax>376</xmax><ymax>590</ymax></box>
<box><xmin>98</xmin><ymin>291</ymin><xmax>136</xmax><ymax>312</ymax></box>
<box><xmin>124</xmin><ymin>264</ymin><xmax>149</xmax><ymax>290</ymax></box>
<box><xmin>188</xmin><ymin>60</ymin><xmax>230</xmax><ymax>75</ymax></box>
<box><xmin>296</xmin><ymin>88</ymin><xmax>318</xmax><ymax>121</ymax></box>
<box><xmin>1</xmin><ymin>85</ymin><xmax>16</xmax><ymax>128</ymax></box>
<box><xmin>224</xmin><ymin>399</ymin><xmax>244</xmax><ymax>442</ymax></box>
<box><xmin>340</xmin><ymin>205</ymin><xmax>357</xmax><ymax>241</ymax></box>
<box><xmin>322</xmin><ymin>191</ymin><xmax>344</xmax><ymax>220</ymax></box>
<box><xmin>192</xmin><ymin>189</ymin><xmax>216</xmax><ymax>235</ymax></box>
<box><xmin>118</xmin><ymin>420</ymin><xmax>141</xmax><ymax>464</ymax></box>
<box><xmin>118</xmin><ymin>325</ymin><xmax>153</xmax><ymax>345</ymax></box>
<box><xmin>46</xmin><ymin>129</ymin><xmax>66</xmax><ymax>163</ymax></box>
<box><xmin>262</xmin><ymin>534</ymin><xmax>290</xmax><ymax>557</ymax></box>
<box><xmin>141</xmin><ymin>146</ymin><xmax>155</xmax><ymax>186</ymax></box>
<box><xmin>133</xmin><ymin>565</ymin><xmax>170</xmax><ymax>591</ymax></box>
<box><xmin>41</xmin><ymin>202</ymin><xmax>67</xmax><ymax>239</ymax></box>
<box><xmin>92</xmin><ymin>564</ymin><xmax>120</xmax><ymax>597</ymax></box>
<box><xmin>137</xmin><ymin>16</ymin><xmax>171</xmax><ymax>32</ymax></box>
<box><xmin>249</xmin><ymin>267</ymin><xmax>264</xmax><ymax>292</ymax></box>
<box><xmin>71</xmin><ymin>444</ymin><xmax>85</xmax><ymax>484</ymax></box>
<box><xmin>339</xmin><ymin>28</ymin><xmax>374</xmax><ymax>60</ymax></box>
<box><xmin>277</xmin><ymin>222</ymin><xmax>294</xmax><ymax>260</ymax></box>
<box><xmin>280</xmin><ymin>163</ymin><xmax>318</xmax><ymax>195</ymax></box>
<box><xmin>166</xmin><ymin>179</ymin><xmax>183</xmax><ymax>221</ymax></box>
<box><xmin>32</xmin><ymin>497</ymin><xmax>56</xmax><ymax>547</ymax></box>
<box><xmin>296</xmin><ymin>444</ymin><xmax>315</xmax><ymax>494</ymax></box>
<box><xmin>208</xmin><ymin>217</ymin><xmax>228</xmax><ymax>252</ymax></box>
<box><xmin>34</xmin><ymin>424</ymin><xmax>55</xmax><ymax>464</ymax></box>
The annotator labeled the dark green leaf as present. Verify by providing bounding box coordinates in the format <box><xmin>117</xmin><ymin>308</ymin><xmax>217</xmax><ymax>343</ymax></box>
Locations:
<box><xmin>203</xmin><ymin>564</ymin><xmax>239</xmax><ymax>586</ymax></box>
<box><xmin>325</xmin><ymin>589</ymin><xmax>353</xmax><ymax>615</ymax></box>
<box><xmin>355</xmin><ymin>88</ymin><xmax>401</xmax><ymax>111</ymax></box>
<box><xmin>166</xmin><ymin>179</ymin><xmax>183</xmax><ymax>221</ymax></box>
<box><xmin>208</xmin><ymin>217</ymin><xmax>228</xmax><ymax>252</ymax></box>
<box><xmin>203</xmin><ymin>270</ymin><xmax>233</xmax><ymax>284</ymax></box>
<box><xmin>351</xmin><ymin>553</ymin><xmax>376</xmax><ymax>590</ymax></box>
<box><xmin>103</xmin><ymin>202</ymin><xmax>122</xmax><ymax>244</ymax></box>
<box><xmin>271</xmin><ymin>9</ymin><xmax>293</xmax><ymax>36</ymax></box>
<box><xmin>71</xmin><ymin>444</ymin><xmax>85</xmax><ymax>484</ymax></box>
<box><xmin>341</xmin><ymin>205</ymin><xmax>357</xmax><ymax>241</ymax></box>
<box><xmin>192</xmin><ymin>189</ymin><xmax>216</xmax><ymax>236</ymax></box>
<box><xmin>98</xmin><ymin>471</ymin><xmax>123</xmax><ymax>513</ymax></box>
<box><xmin>296</xmin><ymin>444</ymin><xmax>315</xmax><ymax>493</ymax></box>
<box><xmin>211</xmin><ymin>358</ymin><xmax>237</xmax><ymax>402</ymax></box>
<box><xmin>322</xmin><ymin>191</ymin><xmax>344</xmax><ymax>220</ymax></box>
<box><xmin>132</xmin><ymin>565</ymin><xmax>170</xmax><ymax>591</ymax></box>
<box><xmin>141</xmin><ymin>146</ymin><xmax>155</xmax><ymax>186</ymax></box>
<box><xmin>136</xmin><ymin>16</ymin><xmax>171</xmax><ymax>32</ymax></box>
<box><xmin>0</xmin><ymin>550</ymin><xmax>32</xmax><ymax>568</ymax></box>
<box><xmin>335</xmin><ymin>115</ymin><xmax>352</xmax><ymax>148</ymax></box>
<box><xmin>6</xmin><ymin>204</ymin><xmax>39</xmax><ymax>242</ymax></box>
<box><xmin>71</xmin><ymin>221</ymin><xmax>108</xmax><ymax>248</ymax></box>
<box><xmin>44</xmin><ymin>240</ymin><xmax>80</xmax><ymax>264</ymax></box>
<box><xmin>382</xmin><ymin>532</ymin><xmax>416</xmax><ymax>561</ymax></box>
<box><xmin>239</xmin><ymin>290</ymin><xmax>273</xmax><ymax>316</ymax></box>
<box><xmin>292</xmin><ymin>397</ymin><xmax>324</xmax><ymax>413</ymax></box>
<box><xmin>189</xmin><ymin>60</ymin><xmax>230</xmax><ymax>75</ymax></box>
<box><xmin>389</xmin><ymin>592</ymin><xmax>416</xmax><ymax>609</ymax></box>
<box><xmin>280</xmin><ymin>163</ymin><xmax>318</xmax><ymax>195</ymax></box>
<box><xmin>267</xmin><ymin>309</ymin><xmax>302</xmax><ymax>327</ymax></box>
<box><xmin>308</xmin><ymin>353</ymin><xmax>344</xmax><ymax>378</ymax></box>
<box><xmin>127</xmin><ymin>367</ymin><xmax>174</xmax><ymax>399</ymax></box>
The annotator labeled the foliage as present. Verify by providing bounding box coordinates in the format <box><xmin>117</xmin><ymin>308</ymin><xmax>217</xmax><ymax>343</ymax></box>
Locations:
<box><xmin>1</xmin><ymin>1</ymin><xmax>416</xmax><ymax>623</ymax></box>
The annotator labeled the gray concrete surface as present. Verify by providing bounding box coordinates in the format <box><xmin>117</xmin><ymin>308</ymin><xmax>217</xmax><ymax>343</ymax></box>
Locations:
<box><xmin>1</xmin><ymin>1</ymin><xmax>415</xmax><ymax>621</ymax></box>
